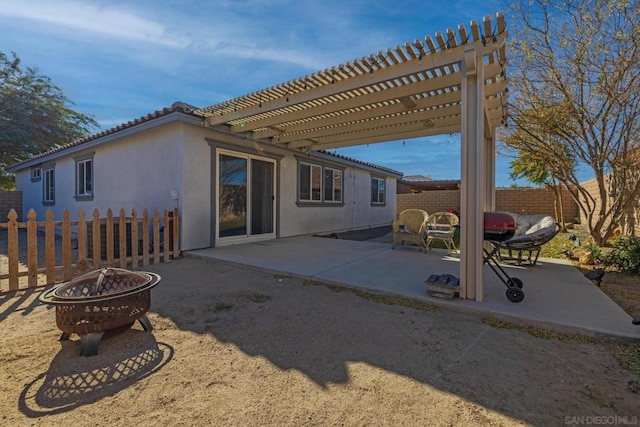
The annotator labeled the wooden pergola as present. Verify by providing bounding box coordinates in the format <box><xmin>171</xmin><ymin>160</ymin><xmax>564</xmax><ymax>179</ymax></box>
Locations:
<box><xmin>196</xmin><ymin>12</ymin><xmax>508</xmax><ymax>301</ymax></box>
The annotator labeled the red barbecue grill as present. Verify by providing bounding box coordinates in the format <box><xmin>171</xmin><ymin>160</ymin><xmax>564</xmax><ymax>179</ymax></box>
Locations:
<box><xmin>483</xmin><ymin>212</ymin><xmax>525</xmax><ymax>303</ymax></box>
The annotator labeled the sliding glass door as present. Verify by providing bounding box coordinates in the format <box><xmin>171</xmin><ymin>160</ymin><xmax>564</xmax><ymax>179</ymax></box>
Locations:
<box><xmin>217</xmin><ymin>151</ymin><xmax>275</xmax><ymax>243</ymax></box>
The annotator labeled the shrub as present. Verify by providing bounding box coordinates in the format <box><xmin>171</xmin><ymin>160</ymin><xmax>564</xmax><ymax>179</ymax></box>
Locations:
<box><xmin>606</xmin><ymin>236</ymin><xmax>640</xmax><ymax>275</ymax></box>
<box><xmin>585</xmin><ymin>242</ymin><xmax>604</xmax><ymax>264</ymax></box>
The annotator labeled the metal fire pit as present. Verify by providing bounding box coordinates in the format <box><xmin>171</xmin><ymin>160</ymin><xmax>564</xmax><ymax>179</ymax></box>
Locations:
<box><xmin>39</xmin><ymin>268</ymin><xmax>161</xmax><ymax>356</ymax></box>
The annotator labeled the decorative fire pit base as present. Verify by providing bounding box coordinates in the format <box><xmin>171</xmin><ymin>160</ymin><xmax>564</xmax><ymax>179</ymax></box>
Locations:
<box><xmin>39</xmin><ymin>268</ymin><xmax>161</xmax><ymax>356</ymax></box>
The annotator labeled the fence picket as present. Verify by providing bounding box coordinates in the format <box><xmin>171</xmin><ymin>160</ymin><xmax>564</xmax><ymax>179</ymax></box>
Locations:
<box><xmin>106</xmin><ymin>209</ymin><xmax>114</xmax><ymax>267</ymax></box>
<box><xmin>7</xmin><ymin>209</ymin><xmax>19</xmax><ymax>291</ymax></box>
<box><xmin>45</xmin><ymin>210</ymin><xmax>55</xmax><ymax>284</ymax></box>
<box><xmin>62</xmin><ymin>209</ymin><xmax>72</xmax><ymax>281</ymax></box>
<box><xmin>119</xmin><ymin>209</ymin><xmax>127</xmax><ymax>269</ymax></box>
<box><xmin>77</xmin><ymin>209</ymin><xmax>87</xmax><ymax>274</ymax></box>
<box><xmin>142</xmin><ymin>209</ymin><xmax>149</xmax><ymax>267</ymax></box>
<box><xmin>164</xmin><ymin>209</ymin><xmax>170</xmax><ymax>263</ymax></box>
<box><xmin>131</xmin><ymin>209</ymin><xmax>139</xmax><ymax>269</ymax></box>
<box><xmin>92</xmin><ymin>209</ymin><xmax>101</xmax><ymax>269</ymax></box>
<box><xmin>26</xmin><ymin>209</ymin><xmax>37</xmax><ymax>287</ymax></box>
<box><xmin>153</xmin><ymin>209</ymin><xmax>160</xmax><ymax>265</ymax></box>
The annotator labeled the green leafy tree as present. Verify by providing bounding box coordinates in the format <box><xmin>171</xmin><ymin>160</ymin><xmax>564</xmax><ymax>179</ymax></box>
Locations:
<box><xmin>0</xmin><ymin>51</ymin><xmax>98</xmax><ymax>189</ymax></box>
<box><xmin>502</xmin><ymin>0</ymin><xmax>640</xmax><ymax>245</ymax></box>
<box><xmin>510</xmin><ymin>149</ymin><xmax>568</xmax><ymax>228</ymax></box>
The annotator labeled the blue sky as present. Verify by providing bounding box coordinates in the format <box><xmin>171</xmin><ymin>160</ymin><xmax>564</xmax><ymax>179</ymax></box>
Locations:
<box><xmin>0</xmin><ymin>0</ymin><xmax>532</xmax><ymax>187</ymax></box>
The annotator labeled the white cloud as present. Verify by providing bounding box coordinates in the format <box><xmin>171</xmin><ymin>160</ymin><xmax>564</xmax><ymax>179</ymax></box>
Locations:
<box><xmin>0</xmin><ymin>0</ymin><xmax>189</xmax><ymax>48</ymax></box>
<box><xmin>0</xmin><ymin>0</ymin><xmax>339</xmax><ymax>70</ymax></box>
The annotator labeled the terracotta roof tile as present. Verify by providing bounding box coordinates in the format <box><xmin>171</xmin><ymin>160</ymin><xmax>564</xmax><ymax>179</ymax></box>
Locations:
<box><xmin>318</xmin><ymin>150</ymin><xmax>402</xmax><ymax>177</ymax></box>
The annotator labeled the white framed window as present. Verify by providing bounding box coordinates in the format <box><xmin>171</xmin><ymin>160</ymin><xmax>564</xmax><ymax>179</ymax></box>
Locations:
<box><xmin>74</xmin><ymin>153</ymin><xmax>94</xmax><ymax>200</ymax></box>
<box><xmin>299</xmin><ymin>162</ymin><xmax>322</xmax><ymax>202</ymax></box>
<box><xmin>43</xmin><ymin>166</ymin><xmax>55</xmax><ymax>204</ymax></box>
<box><xmin>298</xmin><ymin>161</ymin><xmax>344</xmax><ymax>205</ymax></box>
<box><xmin>323</xmin><ymin>167</ymin><xmax>342</xmax><ymax>202</ymax></box>
<box><xmin>31</xmin><ymin>167</ymin><xmax>41</xmax><ymax>181</ymax></box>
<box><xmin>371</xmin><ymin>176</ymin><xmax>386</xmax><ymax>205</ymax></box>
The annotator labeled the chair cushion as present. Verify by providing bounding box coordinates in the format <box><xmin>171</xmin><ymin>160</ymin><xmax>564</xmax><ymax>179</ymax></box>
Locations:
<box><xmin>504</xmin><ymin>214</ymin><xmax>557</xmax><ymax>245</ymax></box>
<box><xmin>525</xmin><ymin>215</ymin><xmax>555</xmax><ymax>234</ymax></box>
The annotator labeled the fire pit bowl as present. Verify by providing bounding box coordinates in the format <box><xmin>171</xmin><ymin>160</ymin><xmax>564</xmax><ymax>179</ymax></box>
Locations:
<box><xmin>39</xmin><ymin>268</ymin><xmax>161</xmax><ymax>356</ymax></box>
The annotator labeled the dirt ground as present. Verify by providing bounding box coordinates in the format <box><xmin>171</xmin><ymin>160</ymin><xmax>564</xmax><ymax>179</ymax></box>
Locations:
<box><xmin>1</xmin><ymin>256</ymin><xmax>639</xmax><ymax>426</ymax></box>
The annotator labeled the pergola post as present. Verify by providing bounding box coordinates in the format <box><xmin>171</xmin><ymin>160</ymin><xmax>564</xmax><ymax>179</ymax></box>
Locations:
<box><xmin>460</xmin><ymin>46</ymin><xmax>486</xmax><ymax>302</ymax></box>
<box><xmin>485</xmin><ymin>135</ymin><xmax>496</xmax><ymax>211</ymax></box>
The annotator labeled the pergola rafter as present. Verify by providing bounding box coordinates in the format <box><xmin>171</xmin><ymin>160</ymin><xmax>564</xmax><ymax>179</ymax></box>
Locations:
<box><xmin>196</xmin><ymin>14</ymin><xmax>507</xmax><ymax>151</ymax></box>
<box><xmin>196</xmin><ymin>12</ymin><xmax>509</xmax><ymax>302</ymax></box>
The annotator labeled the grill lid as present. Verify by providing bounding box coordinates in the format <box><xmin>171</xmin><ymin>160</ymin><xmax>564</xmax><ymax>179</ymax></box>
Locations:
<box><xmin>483</xmin><ymin>212</ymin><xmax>516</xmax><ymax>242</ymax></box>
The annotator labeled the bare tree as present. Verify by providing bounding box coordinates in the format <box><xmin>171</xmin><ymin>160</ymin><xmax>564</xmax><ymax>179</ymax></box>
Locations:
<box><xmin>502</xmin><ymin>0</ymin><xmax>640</xmax><ymax>245</ymax></box>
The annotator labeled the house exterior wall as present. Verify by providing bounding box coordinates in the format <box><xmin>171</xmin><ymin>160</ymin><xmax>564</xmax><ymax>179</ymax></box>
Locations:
<box><xmin>276</xmin><ymin>156</ymin><xmax>397</xmax><ymax>237</ymax></box>
<box><xmin>15</xmin><ymin>122</ymin><xmax>184</xmax><ymax>223</ymax></box>
<box><xmin>196</xmin><ymin>126</ymin><xmax>398</xmax><ymax>245</ymax></box>
<box><xmin>180</xmin><ymin>124</ymin><xmax>213</xmax><ymax>250</ymax></box>
<box><xmin>13</xmin><ymin>115</ymin><xmax>398</xmax><ymax>251</ymax></box>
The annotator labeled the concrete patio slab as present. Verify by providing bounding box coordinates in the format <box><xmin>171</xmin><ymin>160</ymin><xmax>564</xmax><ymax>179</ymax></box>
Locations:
<box><xmin>188</xmin><ymin>236</ymin><xmax>640</xmax><ymax>339</ymax></box>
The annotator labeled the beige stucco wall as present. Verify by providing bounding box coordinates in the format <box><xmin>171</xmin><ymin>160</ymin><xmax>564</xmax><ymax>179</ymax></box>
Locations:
<box><xmin>13</xmin><ymin>114</ymin><xmax>399</xmax><ymax>251</ymax></box>
<box><xmin>16</xmin><ymin>121</ymin><xmax>184</xmax><ymax>223</ymax></box>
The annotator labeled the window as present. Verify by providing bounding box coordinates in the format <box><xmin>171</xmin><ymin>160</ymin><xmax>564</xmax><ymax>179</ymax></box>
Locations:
<box><xmin>77</xmin><ymin>159</ymin><xmax>92</xmax><ymax>197</ymax></box>
<box><xmin>324</xmin><ymin>167</ymin><xmax>342</xmax><ymax>202</ymax></box>
<box><xmin>299</xmin><ymin>163</ymin><xmax>322</xmax><ymax>202</ymax></box>
<box><xmin>371</xmin><ymin>176</ymin><xmax>385</xmax><ymax>205</ymax></box>
<box><xmin>43</xmin><ymin>166</ymin><xmax>55</xmax><ymax>204</ymax></box>
<box><xmin>75</xmin><ymin>153</ymin><xmax>94</xmax><ymax>200</ymax></box>
<box><xmin>298</xmin><ymin>161</ymin><xmax>343</xmax><ymax>204</ymax></box>
<box><xmin>31</xmin><ymin>167</ymin><xmax>41</xmax><ymax>181</ymax></box>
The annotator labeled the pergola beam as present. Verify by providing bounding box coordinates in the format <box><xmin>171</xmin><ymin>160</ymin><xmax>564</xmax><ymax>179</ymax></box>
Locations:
<box><xmin>304</xmin><ymin>125</ymin><xmax>462</xmax><ymax>151</ymax></box>
<box><xmin>201</xmin><ymin>32</ymin><xmax>506</xmax><ymax>128</ymax></box>
<box><xmin>283</xmin><ymin>110</ymin><xmax>504</xmax><ymax>150</ymax></box>
<box><xmin>224</xmin><ymin>72</ymin><xmax>463</xmax><ymax>132</ymax></box>
<box><xmin>251</xmin><ymin>79</ymin><xmax>505</xmax><ymax>142</ymax></box>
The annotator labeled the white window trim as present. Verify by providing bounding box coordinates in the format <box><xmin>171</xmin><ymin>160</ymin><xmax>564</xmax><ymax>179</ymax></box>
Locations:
<box><xmin>371</xmin><ymin>176</ymin><xmax>386</xmax><ymax>206</ymax></box>
<box><xmin>74</xmin><ymin>153</ymin><xmax>95</xmax><ymax>201</ymax></box>
<box><xmin>42</xmin><ymin>165</ymin><xmax>55</xmax><ymax>205</ymax></box>
<box><xmin>297</xmin><ymin>160</ymin><xmax>345</xmax><ymax>206</ymax></box>
<box><xmin>299</xmin><ymin>162</ymin><xmax>322</xmax><ymax>202</ymax></box>
<box><xmin>324</xmin><ymin>167</ymin><xmax>343</xmax><ymax>203</ymax></box>
<box><xmin>31</xmin><ymin>167</ymin><xmax>41</xmax><ymax>182</ymax></box>
<box><xmin>215</xmin><ymin>148</ymin><xmax>277</xmax><ymax>246</ymax></box>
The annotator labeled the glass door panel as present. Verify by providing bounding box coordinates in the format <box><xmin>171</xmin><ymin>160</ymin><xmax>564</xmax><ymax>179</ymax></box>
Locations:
<box><xmin>219</xmin><ymin>154</ymin><xmax>247</xmax><ymax>237</ymax></box>
<box><xmin>251</xmin><ymin>159</ymin><xmax>274</xmax><ymax>235</ymax></box>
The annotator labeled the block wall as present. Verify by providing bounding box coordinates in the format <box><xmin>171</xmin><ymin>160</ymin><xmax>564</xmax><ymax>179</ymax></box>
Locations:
<box><xmin>0</xmin><ymin>190</ymin><xmax>23</xmax><ymax>221</ymax></box>
<box><xmin>579</xmin><ymin>177</ymin><xmax>640</xmax><ymax>236</ymax></box>
<box><xmin>396</xmin><ymin>187</ymin><xmax>579</xmax><ymax>221</ymax></box>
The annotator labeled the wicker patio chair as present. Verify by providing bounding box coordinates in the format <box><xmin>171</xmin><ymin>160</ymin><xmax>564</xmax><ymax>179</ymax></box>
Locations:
<box><xmin>391</xmin><ymin>209</ymin><xmax>429</xmax><ymax>252</ymax></box>
<box><xmin>425</xmin><ymin>211</ymin><xmax>459</xmax><ymax>254</ymax></box>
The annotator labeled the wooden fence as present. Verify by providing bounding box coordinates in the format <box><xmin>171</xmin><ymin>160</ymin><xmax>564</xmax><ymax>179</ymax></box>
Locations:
<box><xmin>0</xmin><ymin>208</ymin><xmax>180</xmax><ymax>293</ymax></box>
